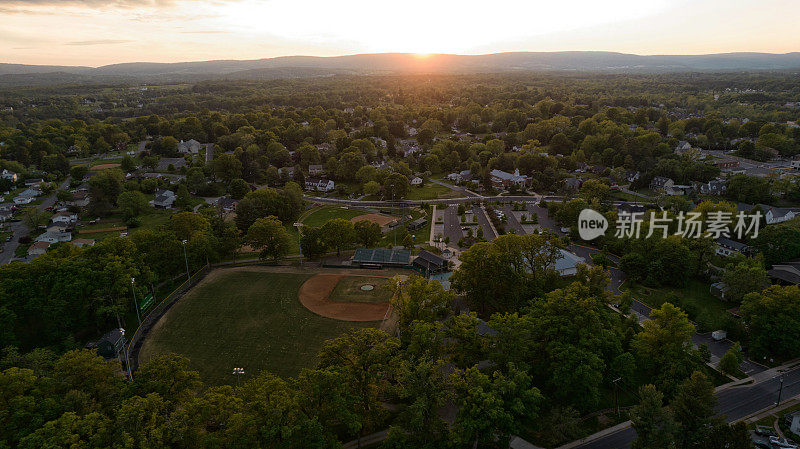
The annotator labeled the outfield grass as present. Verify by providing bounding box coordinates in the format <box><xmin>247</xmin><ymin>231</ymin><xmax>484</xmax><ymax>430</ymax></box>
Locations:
<box><xmin>329</xmin><ymin>276</ymin><xmax>393</xmax><ymax>303</ymax></box>
<box><xmin>301</xmin><ymin>205</ymin><xmax>370</xmax><ymax>227</ymax></box>
<box><xmin>406</xmin><ymin>183</ymin><xmax>458</xmax><ymax>201</ymax></box>
<box><xmin>139</xmin><ymin>270</ymin><xmax>377</xmax><ymax>384</ymax></box>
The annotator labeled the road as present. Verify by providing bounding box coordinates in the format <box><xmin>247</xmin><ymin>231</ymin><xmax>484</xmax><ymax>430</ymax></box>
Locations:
<box><xmin>0</xmin><ymin>177</ymin><xmax>70</xmax><ymax>265</ymax></box>
<box><xmin>576</xmin><ymin>364</ymin><xmax>800</xmax><ymax>449</ymax></box>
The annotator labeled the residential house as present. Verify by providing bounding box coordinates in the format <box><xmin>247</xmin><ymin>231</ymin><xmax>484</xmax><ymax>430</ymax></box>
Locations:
<box><xmin>304</xmin><ymin>178</ymin><xmax>335</xmax><ymax>192</ymax></box>
<box><xmin>308</xmin><ymin>164</ymin><xmax>324</xmax><ymax>176</ymax></box>
<box><xmin>738</xmin><ymin>203</ymin><xmax>798</xmax><ymax>225</ymax></box>
<box><xmin>68</xmin><ymin>191</ymin><xmax>90</xmax><ymax>208</ymax></box>
<box><xmin>617</xmin><ymin>203</ymin><xmax>648</xmax><ymax>215</ymax></box>
<box><xmin>447</xmin><ymin>170</ymin><xmax>471</xmax><ymax>183</ymax></box>
<box><xmin>151</xmin><ymin>189</ymin><xmax>177</xmax><ymax>209</ymax></box>
<box><xmin>791</xmin><ymin>159</ymin><xmax>800</xmax><ymax>170</ymax></box>
<box><xmin>649</xmin><ymin>176</ymin><xmax>676</xmax><ymax>194</ymax></box>
<box><xmin>215</xmin><ymin>197</ymin><xmax>239</xmax><ymax>213</ymax></box>
<box><xmin>27</xmin><ymin>241</ymin><xmax>51</xmax><ymax>256</ymax></box>
<box><xmin>177</xmin><ymin>139</ymin><xmax>202</xmax><ymax>155</ymax></box>
<box><xmin>410</xmin><ymin>176</ymin><xmax>423</xmax><ymax>186</ymax></box>
<box><xmin>406</xmin><ymin>217</ymin><xmax>427</xmax><ymax>231</ymax></box>
<box><xmin>675</xmin><ymin>141</ymin><xmax>692</xmax><ymax>154</ymax></box>
<box><xmin>279</xmin><ymin>167</ymin><xmax>295</xmax><ymax>177</ymax></box>
<box><xmin>72</xmin><ymin>238</ymin><xmax>96</xmax><ymax>248</ymax></box>
<box><xmin>625</xmin><ymin>170</ymin><xmax>641</xmax><ymax>183</ymax></box>
<box><xmin>24</xmin><ymin>178</ymin><xmax>43</xmax><ymax>186</ymax></box>
<box><xmin>14</xmin><ymin>188</ymin><xmax>39</xmax><ymax>205</ymax></box>
<box><xmin>699</xmin><ymin>179</ymin><xmax>727</xmax><ymax>195</ymax></box>
<box><xmin>51</xmin><ymin>211</ymin><xmax>78</xmax><ymax>224</ymax></box>
<box><xmin>1</xmin><ymin>169</ymin><xmax>18</xmax><ymax>182</ymax></box>
<box><xmin>156</xmin><ymin>157</ymin><xmax>187</xmax><ymax>172</ymax></box>
<box><xmin>715</xmin><ymin>237</ymin><xmax>750</xmax><ymax>257</ymax></box>
<box><xmin>564</xmin><ymin>177</ymin><xmax>582</xmax><ymax>191</ymax></box>
<box><xmin>590</xmin><ymin>165</ymin><xmax>607</xmax><ymax>175</ymax></box>
<box><xmin>489</xmin><ymin>169</ymin><xmax>529</xmax><ymax>189</ymax></box>
<box><xmin>36</xmin><ymin>231</ymin><xmax>72</xmax><ymax>244</ymax></box>
<box><xmin>0</xmin><ymin>210</ymin><xmax>12</xmax><ymax>222</ymax></box>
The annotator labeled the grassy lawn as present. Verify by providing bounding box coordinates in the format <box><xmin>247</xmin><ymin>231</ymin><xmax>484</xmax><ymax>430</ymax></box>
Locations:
<box><xmin>329</xmin><ymin>276</ymin><xmax>394</xmax><ymax>303</ymax></box>
<box><xmin>139</xmin><ymin>270</ymin><xmax>376</xmax><ymax>384</ymax></box>
<box><xmin>301</xmin><ymin>205</ymin><xmax>370</xmax><ymax>227</ymax></box>
<box><xmin>625</xmin><ymin>280</ymin><xmax>734</xmax><ymax>333</ymax></box>
<box><xmin>406</xmin><ymin>183</ymin><xmax>459</xmax><ymax>201</ymax></box>
<box><xmin>382</xmin><ymin>207</ymin><xmax>431</xmax><ymax>248</ymax></box>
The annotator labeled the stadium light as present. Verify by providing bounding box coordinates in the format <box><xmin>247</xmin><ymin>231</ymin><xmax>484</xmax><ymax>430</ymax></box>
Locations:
<box><xmin>294</xmin><ymin>223</ymin><xmax>303</xmax><ymax>266</ymax></box>
<box><xmin>130</xmin><ymin>277</ymin><xmax>141</xmax><ymax>326</ymax></box>
<box><xmin>232</xmin><ymin>367</ymin><xmax>245</xmax><ymax>386</ymax></box>
<box><xmin>181</xmin><ymin>240</ymin><xmax>189</xmax><ymax>281</ymax></box>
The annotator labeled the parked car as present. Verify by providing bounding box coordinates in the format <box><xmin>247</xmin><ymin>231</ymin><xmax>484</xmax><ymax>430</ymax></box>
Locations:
<box><xmin>755</xmin><ymin>426</ymin><xmax>777</xmax><ymax>437</ymax></box>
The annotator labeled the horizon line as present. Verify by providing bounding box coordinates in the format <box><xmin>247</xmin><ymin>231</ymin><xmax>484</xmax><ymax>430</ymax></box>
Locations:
<box><xmin>3</xmin><ymin>49</ymin><xmax>800</xmax><ymax>69</ymax></box>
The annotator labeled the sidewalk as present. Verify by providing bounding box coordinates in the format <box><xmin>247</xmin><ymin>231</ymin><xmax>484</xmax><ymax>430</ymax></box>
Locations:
<box><xmin>555</xmin><ymin>420</ymin><xmax>633</xmax><ymax>449</ymax></box>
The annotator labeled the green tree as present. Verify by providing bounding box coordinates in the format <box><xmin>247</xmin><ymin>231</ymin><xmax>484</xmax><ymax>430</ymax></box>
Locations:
<box><xmin>670</xmin><ymin>371</ymin><xmax>716</xmax><ymax>449</ymax></box>
<box><xmin>450</xmin><ymin>364</ymin><xmax>542</xmax><ymax>448</ymax></box>
<box><xmin>383</xmin><ymin>172</ymin><xmax>410</xmax><ymax>200</ymax></box>
<box><xmin>632</xmin><ymin>302</ymin><xmax>698</xmax><ymax>394</ymax></box>
<box><xmin>389</xmin><ymin>275</ymin><xmax>454</xmax><ymax>331</ymax></box>
<box><xmin>213</xmin><ymin>153</ymin><xmax>242</xmax><ymax>183</ymax></box>
<box><xmin>228</xmin><ymin>178</ymin><xmax>249</xmax><ymax>199</ymax></box>
<box><xmin>630</xmin><ymin>384</ymin><xmax>677</xmax><ymax>449</ymax></box>
<box><xmin>320</xmin><ymin>218</ymin><xmax>355</xmax><ymax>256</ymax></box>
<box><xmin>299</xmin><ymin>225</ymin><xmax>328</xmax><ymax>260</ymax></box>
<box><xmin>353</xmin><ymin>219</ymin><xmax>382</xmax><ymax>247</ymax></box>
<box><xmin>168</xmin><ymin>211</ymin><xmax>210</xmax><ymax>241</ymax></box>
<box><xmin>740</xmin><ymin>285</ymin><xmax>800</xmax><ymax>358</ymax></box>
<box><xmin>718</xmin><ymin>344</ymin><xmax>743</xmax><ymax>376</ymax></box>
<box><xmin>117</xmin><ymin>191</ymin><xmax>150</xmax><ymax>221</ymax></box>
<box><xmin>88</xmin><ymin>168</ymin><xmax>124</xmax><ymax>216</ymax></box>
<box><xmin>721</xmin><ymin>257</ymin><xmax>769</xmax><ymax>302</ymax></box>
<box><xmin>363</xmin><ymin>180</ymin><xmax>381</xmax><ymax>196</ymax></box>
<box><xmin>246</xmin><ymin>216</ymin><xmax>291</xmax><ymax>261</ymax></box>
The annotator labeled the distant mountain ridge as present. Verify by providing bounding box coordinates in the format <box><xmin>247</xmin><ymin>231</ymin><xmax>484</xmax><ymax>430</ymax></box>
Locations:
<box><xmin>3</xmin><ymin>51</ymin><xmax>800</xmax><ymax>83</ymax></box>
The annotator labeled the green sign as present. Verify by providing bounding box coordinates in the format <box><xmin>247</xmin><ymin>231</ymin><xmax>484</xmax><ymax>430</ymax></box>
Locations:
<box><xmin>139</xmin><ymin>293</ymin><xmax>154</xmax><ymax>312</ymax></box>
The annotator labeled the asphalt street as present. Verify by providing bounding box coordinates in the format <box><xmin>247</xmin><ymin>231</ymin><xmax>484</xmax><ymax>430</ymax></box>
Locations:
<box><xmin>0</xmin><ymin>177</ymin><xmax>70</xmax><ymax>265</ymax></box>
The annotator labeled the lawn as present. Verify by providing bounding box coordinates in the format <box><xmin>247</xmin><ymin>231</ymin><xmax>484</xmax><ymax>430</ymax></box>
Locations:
<box><xmin>329</xmin><ymin>276</ymin><xmax>394</xmax><ymax>304</ymax></box>
<box><xmin>382</xmin><ymin>207</ymin><xmax>431</xmax><ymax>248</ymax></box>
<box><xmin>139</xmin><ymin>269</ymin><xmax>377</xmax><ymax>384</ymax></box>
<box><xmin>625</xmin><ymin>280</ymin><xmax>735</xmax><ymax>333</ymax></box>
<box><xmin>301</xmin><ymin>205</ymin><xmax>370</xmax><ymax>227</ymax></box>
<box><xmin>405</xmin><ymin>183</ymin><xmax>459</xmax><ymax>201</ymax></box>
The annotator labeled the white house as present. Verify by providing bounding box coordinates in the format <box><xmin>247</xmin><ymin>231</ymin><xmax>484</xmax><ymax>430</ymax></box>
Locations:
<box><xmin>36</xmin><ymin>231</ymin><xmax>72</xmax><ymax>244</ymax></box>
<box><xmin>13</xmin><ymin>195</ymin><xmax>34</xmax><ymax>205</ymax></box>
<box><xmin>308</xmin><ymin>164</ymin><xmax>324</xmax><ymax>176</ymax></box>
<box><xmin>305</xmin><ymin>178</ymin><xmax>335</xmax><ymax>192</ymax></box>
<box><xmin>72</xmin><ymin>238</ymin><xmax>95</xmax><ymax>248</ymax></box>
<box><xmin>791</xmin><ymin>159</ymin><xmax>800</xmax><ymax>169</ymax></box>
<box><xmin>177</xmin><ymin>139</ymin><xmax>202</xmax><ymax>155</ymax></box>
<box><xmin>737</xmin><ymin>203</ymin><xmax>799</xmax><ymax>225</ymax></box>
<box><xmin>674</xmin><ymin>141</ymin><xmax>692</xmax><ymax>154</ymax></box>
<box><xmin>410</xmin><ymin>176</ymin><xmax>423</xmax><ymax>186</ymax></box>
<box><xmin>1</xmin><ymin>169</ymin><xmax>18</xmax><ymax>182</ymax></box>
<box><xmin>51</xmin><ymin>211</ymin><xmax>78</xmax><ymax>224</ymax></box>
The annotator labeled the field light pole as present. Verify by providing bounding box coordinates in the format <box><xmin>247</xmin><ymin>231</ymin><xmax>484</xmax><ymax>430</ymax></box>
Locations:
<box><xmin>130</xmin><ymin>277</ymin><xmax>141</xmax><ymax>326</ymax></box>
<box><xmin>294</xmin><ymin>222</ymin><xmax>303</xmax><ymax>266</ymax></box>
<box><xmin>232</xmin><ymin>367</ymin><xmax>245</xmax><ymax>387</ymax></box>
<box><xmin>120</xmin><ymin>328</ymin><xmax>133</xmax><ymax>381</ymax></box>
<box><xmin>181</xmin><ymin>239</ymin><xmax>190</xmax><ymax>281</ymax></box>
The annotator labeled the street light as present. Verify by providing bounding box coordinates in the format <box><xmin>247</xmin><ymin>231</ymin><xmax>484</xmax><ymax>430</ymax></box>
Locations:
<box><xmin>232</xmin><ymin>367</ymin><xmax>245</xmax><ymax>386</ymax></box>
<box><xmin>776</xmin><ymin>376</ymin><xmax>785</xmax><ymax>406</ymax></box>
<box><xmin>181</xmin><ymin>239</ymin><xmax>189</xmax><ymax>281</ymax></box>
<box><xmin>294</xmin><ymin>222</ymin><xmax>303</xmax><ymax>266</ymax></box>
<box><xmin>130</xmin><ymin>277</ymin><xmax>141</xmax><ymax>326</ymax></box>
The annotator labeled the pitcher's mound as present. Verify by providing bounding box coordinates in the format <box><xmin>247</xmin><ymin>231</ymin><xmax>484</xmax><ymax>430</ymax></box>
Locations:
<box><xmin>298</xmin><ymin>274</ymin><xmax>391</xmax><ymax>321</ymax></box>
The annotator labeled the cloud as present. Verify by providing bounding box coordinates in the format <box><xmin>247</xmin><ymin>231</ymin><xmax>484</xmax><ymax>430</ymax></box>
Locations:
<box><xmin>67</xmin><ymin>39</ymin><xmax>133</xmax><ymax>45</ymax></box>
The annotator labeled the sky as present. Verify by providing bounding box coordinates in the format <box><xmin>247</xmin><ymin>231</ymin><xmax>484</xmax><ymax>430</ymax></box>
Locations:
<box><xmin>1</xmin><ymin>0</ymin><xmax>798</xmax><ymax>67</ymax></box>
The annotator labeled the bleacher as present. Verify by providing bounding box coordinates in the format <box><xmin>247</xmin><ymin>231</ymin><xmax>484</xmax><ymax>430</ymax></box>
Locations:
<box><xmin>352</xmin><ymin>248</ymin><xmax>411</xmax><ymax>268</ymax></box>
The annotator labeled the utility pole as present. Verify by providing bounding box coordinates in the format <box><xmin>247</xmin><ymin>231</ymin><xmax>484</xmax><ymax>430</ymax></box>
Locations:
<box><xmin>294</xmin><ymin>223</ymin><xmax>303</xmax><ymax>267</ymax></box>
<box><xmin>613</xmin><ymin>377</ymin><xmax>622</xmax><ymax>417</ymax></box>
<box><xmin>776</xmin><ymin>376</ymin><xmax>785</xmax><ymax>406</ymax></box>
